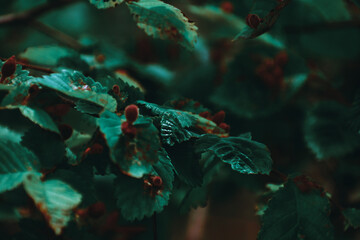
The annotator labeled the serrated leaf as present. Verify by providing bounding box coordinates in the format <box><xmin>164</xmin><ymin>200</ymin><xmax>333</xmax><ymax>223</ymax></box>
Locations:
<box><xmin>304</xmin><ymin>101</ymin><xmax>360</xmax><ymax>160</ymax></box>
<box><xmin>258</xmin><ymin>179</ymin><xmax>334</xmax><ymax>240</ymax></box>
<box><xmin>0</xmin><ymin>59</ymin><xmax>32</xmax><ymax>84</ymax></box>
<box><xmin>98</xmin><ymin>111</ymin><xmax>161</xmax><ymax>178</ymax></box>
<box><xmin>195</xmin><ymin>134</ymin><xmax>272</xmax><ymax>175</ymax></box>
<box><xmin>0</xmin><ymin>139</ymin><xmax>40</xmax><ymax>194</ymax></box>
<box><xmin>114</xmin><ymin>151</ymin><xmax>174</xmax><ymax>221</ymax></box>
<box><xmin>343</xmin><ymin>208</ymin><xmax>360</xmax><ymax>230</ymax></box>
<box><xmin>33</xmin><ymin>70</ymin><xmax>116</xmax><ymax>113</ymax></box>
<box><xmin>21</xmin><ymin>126</ymin><xmax>65</xmax><ymax>169</ymax></box>
<box><xmin>23</xmin><ymin>174</ymin><xmax>82</xmax><ymax>235</ymax></box>
<box><xmin>137</xmin><ymin>100</ymin><xmax>195</xmax><ymax>145</ymax></box>
<box><xmin>126</xmin><ymin>0</ymin><xmax>198</xmax><ymax>50</ymax></box>
<box><xmin>89</xmin><ymin>0</ymin><xmax>124</xmax><ymax>9</ymax></box>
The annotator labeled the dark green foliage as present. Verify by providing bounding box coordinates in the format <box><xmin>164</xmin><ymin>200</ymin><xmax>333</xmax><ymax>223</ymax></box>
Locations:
<box><xmin>0</xmin><ymin>0</ymin><xmax>359</xmax><ymax>239</ymax></box>
<box><xmin>258</xmin><ymin>177</ymin><xmax>334</xmax><ymax>240</ymax></box>
<box><xmin>304</xmin><ymin>101</ymin><xmax>360</xmax><ymax>160</ymax></box>
<box><xmin>21</xmin><ymin>126</ymin><xmax>65</xmax><ymax>169</ymax></box>
<box><xmin>195</xmin><ymin>134</ymin><xmax>272</xmax><ymax>175</ymax></box>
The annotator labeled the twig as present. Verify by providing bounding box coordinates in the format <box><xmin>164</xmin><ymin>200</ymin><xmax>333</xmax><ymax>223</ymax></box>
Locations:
<box><xmin>30</xmin><ymin>20</ymin><xmax>83</xmax><ymax>50</ymax></box>
<box><xmin>0</xmin><ymin>0</ymin><xmax>79</xmax><ymax>25</ymax></box>
<box><xmin>270</xmin><ymin>169</ymin><xmax>288</xmax><ymax>182</ymax></box>
<box><xmin>0</xmin><ymin>57</ymin><xmax>54</xmax><ymax>74</ymax></box>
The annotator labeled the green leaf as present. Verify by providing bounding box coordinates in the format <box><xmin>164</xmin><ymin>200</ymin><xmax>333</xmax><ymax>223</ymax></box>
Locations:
<box><xmin>0</xmin><ymin>59</ymin><xmax>32</xmax><ymax>84</ymax></box>
<box><xmin>21</xmin><ymin>126</ymin><xmax>65</xmax><ymax>169</ymax></box>
<box><xmin>137</xmin><ymin>100</ymin><xmax>195</xmax><ymax>145</ymax></box>
<box><xmin>19</xmin><ymin>45</ymin><xmax>77</xmax><ymax>67</ymax></box>
<box><xmin>195</xmin><ymin>134</ymin><xmax>272</xmax><ymax>175</ymax></box>
<box><xmin>304</xmin><ymin>101</ymin><xmax>360</xmax><ymax>160</ymax></box>
<box><xmin>258</xmin><ymin>178</ymin><xmax>334</xmax><ymax>240</ymax></box>
<box><xmin>234</xmin><ymin>0</ymin><xmax>290</xmax><ymax>40</ymax></box>
<box><xmin>114</xmin><ymin>151</ymin><xmax>174</xmax><ymax>221</ymax></box>
<box><xmin>89</xmin><ymin>0</ymin><xmax>124</xmax><ymax>9</ymax></box>
<box><xmin>343</xmin><ymin>208</ymin><xmax>360</xmax><ymax>230</ymax></box>
<box><xmin>19</xmin><ymin>106</ymin><xmax>60</xmax><ymax>134</ymax></box>
<box><xmin>98</xmin><ymin>111</ymin><xmax>161</xmax><ymax>178</ymax></box>
<box><xmin>23</xmin><ymin>174</ymin><xmax>82</xmax><ymax>235</ymax></box>
<box><xmin>126</xmin><ymin>0</ymin><xmax>198</xmax><ymax>50</ymax></box>
<box><xmin>33</xmin><ymin>70</ymin><xmax>117</xmax><ymax>113</ymax></box>
<box><xmin>0</xmin><ymin>139</ymin><xmax>40</xmax><ymax>194</ymax></box>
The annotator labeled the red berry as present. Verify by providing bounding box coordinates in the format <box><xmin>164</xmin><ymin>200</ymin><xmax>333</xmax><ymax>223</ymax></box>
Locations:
<box><xmin>1</xmin><ymin>55</ymin><xmax>16</xmax><ymax>83</ymax></box>
<box><xmin>88</xmin><ymin>202</ymin><xmax>106</xmax><ymax>219</ymax></box>
<box><xmin>121</xmin><ymin>121</ymin><xmax>137</xmax><ymax>138</ymax></box>
<box><xmin>220</xmin><ymin>1</ymin><xmax>234</xmax><ymax>13</ymax></box>
<box><xmin>219</xmin><ymin>122</ymin><xmax>230</xmax><ymax>132</ymax></box>
<box><xmin>199</xmin><ymin>111</ymin><xmax>211</xmax><ymax>119</ymax></box>
<box><xmin>112</xmin><ymin>84</ymin><xmax>120</xmax><ymax>96</ymax></box>
<box><xmin>58</xmin><ymin>124</ymin><xmax>73</xmax><ymax>141</ymax></box>
<box><xmin>28</xmin><ymin>84</ymin><xmax>40</xmax><ymax>97</ymax></box>
<box><xmin>275</xmin><ymin>51</ymin><xmax>288</xmax><ymax>66</ymax></box>
<box><xmin>246</xmin><ymin>14</ymin><xmax>262</xmax><ymax>29</ymax></box>
<box><xmin>150</xmin><ymin>176</ymin><xmax>163</xmax><ymax>187</ymax></box>
<box><xmin>90</xmin><ymin>143</ymin><xmax>104</xmax><ymax>154</ymax></box>
<box><xmin>211</xmin><ymin>110</ymin><xmax>226</xmax><ymax>125</ymax></box>
<box><xmin>272</xmin><ymin>66</ymin><xmax>284</xmax><ymax>80</ymax></box>
<box><xmin>95</xmin><ymin>54</ymin><xmax>106</xmax><ymax>63</ymax></box>
<box><xmin>124</xmin><ymin>104</ymin><xmax>139</xmax><ymax>123</ymax></box>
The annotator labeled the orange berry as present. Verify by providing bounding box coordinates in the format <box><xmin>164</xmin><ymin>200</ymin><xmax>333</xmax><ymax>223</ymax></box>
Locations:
<box><xmin>275</xmin><ymin>51</ymin><xmax>288</xmax><ymax>66</ymax></box>
<box><xmin>246</xmin><ymin>14</ymin><xmax>262</xmax><ymax>29</ymax></box>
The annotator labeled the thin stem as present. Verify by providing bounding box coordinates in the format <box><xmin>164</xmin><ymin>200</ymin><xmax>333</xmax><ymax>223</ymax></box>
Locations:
<box><xmin>0</xmin><ymin>57</ymin><xmax>54</xmax><ymax>74</ymax></box>
<box><xmin>30</xmin><ymin>20</ymin><xmax>83</xmax><ymax>50</ymax></box>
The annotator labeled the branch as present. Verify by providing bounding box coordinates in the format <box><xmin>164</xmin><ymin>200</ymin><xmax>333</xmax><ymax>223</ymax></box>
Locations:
<box><xmin>30</xmin><ymin>20</ymin><xmax>83</xmax><ymax>51</ymax></box>
<box><xmin>0</xmin><ymin>0</ymin><xmax>79</xmax><ymax>25</ymax></box>
<box><xmin>0</xmin><ymin>57</ymin><xmax>54</xmax><ymax>74</ymax></box>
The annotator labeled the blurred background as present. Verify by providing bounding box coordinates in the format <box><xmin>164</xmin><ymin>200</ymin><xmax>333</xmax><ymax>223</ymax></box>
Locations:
<box><xmin>0</xmin><ymin>0</ymin><xmax>360</xmax><ymax>239</ymax></box>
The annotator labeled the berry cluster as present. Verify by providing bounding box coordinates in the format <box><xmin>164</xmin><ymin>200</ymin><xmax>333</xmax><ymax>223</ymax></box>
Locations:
<box><xmin>199</xmin><ymin>110</ymin><xmax>230</xmax><ymax>132</ymax></box>
<box><xmin>255</xmin><ymin>51</ymin><xmax>288</xmax><ymax>89</ymax></box>
<box><xmin>121</xmin><ymin>104</ymin><xmax>139</xmax><ymax>138</ymax></box>
<box><xmin>143</xmin><ymin>175</ymin><xmax>164</xmax><ymax>198</ymax></box>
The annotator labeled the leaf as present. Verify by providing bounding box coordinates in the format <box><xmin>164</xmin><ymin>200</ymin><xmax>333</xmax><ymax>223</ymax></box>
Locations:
<box><xmin>114</xmin><ymin>151</ymin><xmax>174</xmax><ymax>221</ymax></box>
<box><xmin>126</xmin><ymin>0</ymin><xmax>198</xmax><ymax>50</ymax></box>
<box><xmin>33</xmin><ymin>70</ymin><xmax>117</xmax><ymax>113</ymax></box>
<box><xmin>195</xmin><ymin>134</ymin><xmax>272</xmax><ymax>175</ymax></box>
<box><xmin>19</xmin><ymin>45</ymin><xmax>78</xmax><ymax>67</ymax></box>
<box><xmin>89</xmin><ymin>0</ymin><xmax>124</xmax><ymax>9</ymax></box>
<box><xmin>0</xmin><ymin>139</ymin><xmax>40</xmax><ymax>194</ymax></box>
<box><xmin>19</xmin><ymin>106</ymin><xmax>60</xmax><ymax>134</ymax></box>
<box><xmin>343</xmin><ymin>208</ymin><xmax>360</xmax><ymax>230</ymax></box>
<box><xmin>304</xmin><ymin>101</ymin><xmax>360</xmax><ymax>160</ymax></box>
<box><xmin>23</xmin><ymin>174</ymin><xmax>82</xmax><ymax>235</ymax></box>
<box><xmin>21</xmin><ymin>126</ymin><xmax>65</xmax><ymax>169</ymax></box>
<box><xmin>258</xmin><ymin>178</ymin><xmax>334</xmax><ymax>240</ymax></box>
<box><xmin>98</xmin><ymin>111</ymin><xmax>161</xmax><ymax>178</ymax></box>
<box><xmin>234</xmin><ymin>0</ymin><xmax>291</xmax><ymax>40</ymax></box>
<box><xmin>47</xmin><ymin>167</ymin><xmax>97</xmax><ymax>207</ymax></box>
<box><xmin>0</xmin><ymin>59</ymin><xmax>32</xmax><ymax>84</ymax></box>
<box><xmin>137</xmin><ymin>100</ymin><xmax>195</xmax><ymax>145</ymax></box>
